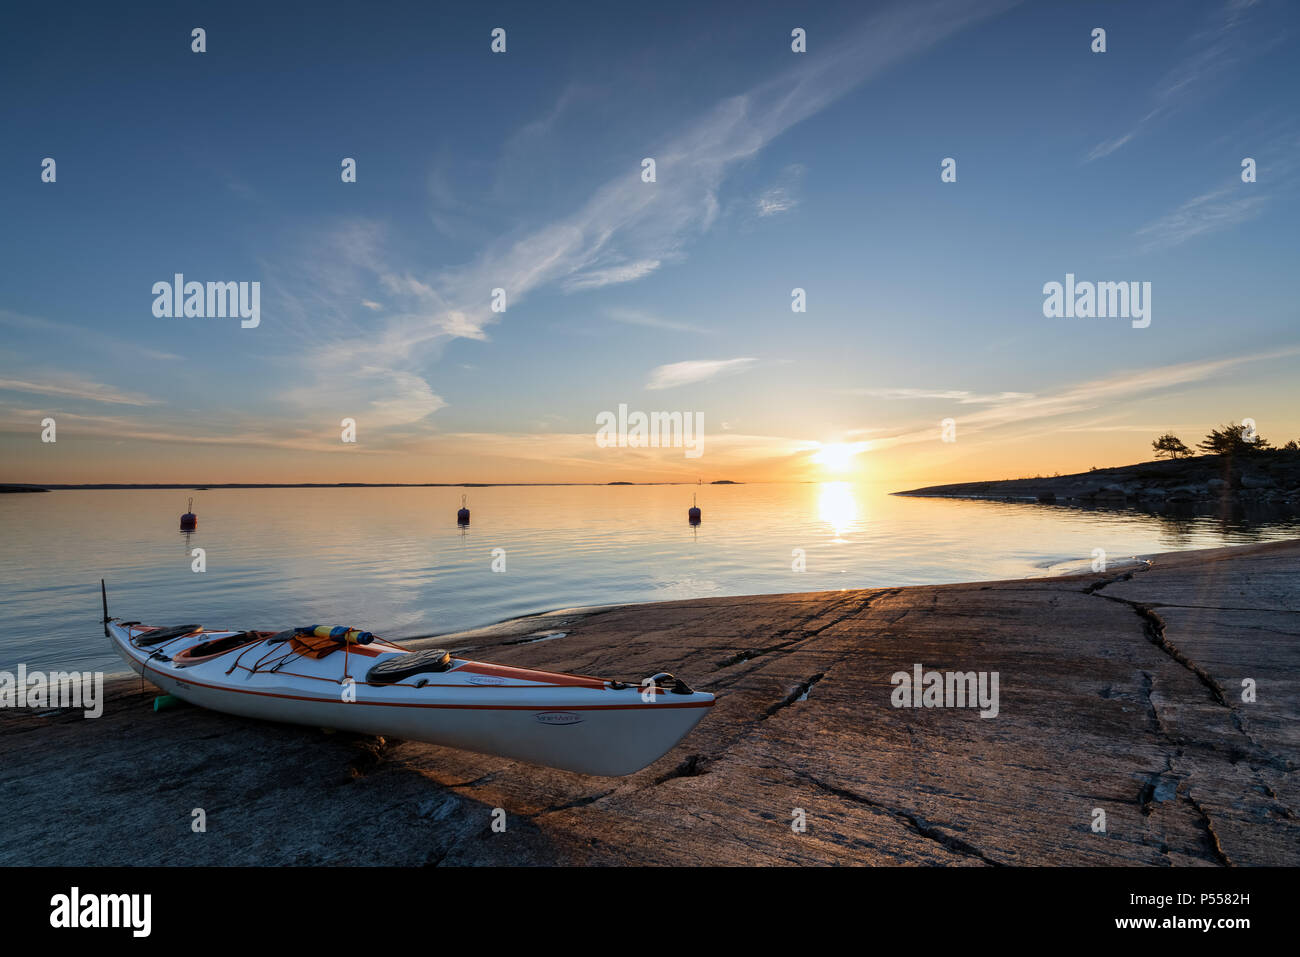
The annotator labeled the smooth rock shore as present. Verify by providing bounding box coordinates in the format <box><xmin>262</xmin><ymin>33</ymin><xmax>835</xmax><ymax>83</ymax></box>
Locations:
<box><xmin>3</xmin><ymin>540</ymin><xmax>1297</xmax><ymax>866</ymax></box>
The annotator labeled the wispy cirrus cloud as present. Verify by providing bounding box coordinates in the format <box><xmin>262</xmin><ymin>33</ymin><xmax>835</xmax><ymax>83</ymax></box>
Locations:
<box><xmin>564</xmin><ymin>259</ymin><xmax>662</xmax><ymax>291</ymax></box>
<box><xmin>846</xmin><ymin>388</ymin><xmax>1034</xmax><ymax>403</ymax></box>
<box><xmin>0</xmin><ymin>375</ymin><xmax>161</xmax><ymax>407</ymax></box>
<box><xmin>605</xmin><ymin>307</ymin><xmax>711</xmax><ymax>334</ymax></box>
<box><xmin>864</xmin><ymin>345</ymin><xmax>1300</xmax><ymax>451</ymax></box>
<box><xmin>1134</xmin><ymin>181</ymin><xmax>1270</xmax><ymax>251</ymax></box>
<box><xmin>1084</xmin><ymin>0</ymin><xmax>1273</xmax><ymax>163</ymax></box>
<box><xmin>1084</xmin><ymin>111</ymin><xmax>1159</xmax><ymax>163</ymax></box>
<box><xmin>0</xmin><ymin>310</ymin><xmax>183</xmax><ymax>363</ymax></box>
<box><xmin>646</xmin><ymin>357</ymin><xmax>758</xmax><ymax>390</ymax></box>
<box><xmin>267</xmin><ymin>0</ymin><xmax>1016</xmax><ymax>433</ymax></box>
<box><xmin>753</xmin><ymin>163</ymin><xmax>806</xmax><ymax>218</ymax></box>
<box><xmin>757</xmin><ymin>187</ymin><xmax>797</xmax><ymax>217</ymax></box>
<box><xmin>1057</xmin><ymin>422</ymin><xmax>1208</xmax><ymax>433</ymax></box>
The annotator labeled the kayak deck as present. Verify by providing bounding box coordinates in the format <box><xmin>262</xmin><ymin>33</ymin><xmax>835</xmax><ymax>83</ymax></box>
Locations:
<box><xmin>106</xmin><ymin>619</ymin><xmax>714</xmax><ymax>776</ymax></box>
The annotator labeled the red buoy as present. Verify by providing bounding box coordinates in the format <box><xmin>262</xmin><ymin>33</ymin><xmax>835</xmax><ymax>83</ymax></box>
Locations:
<box><xmin>180</xmin><ymin>496</ymin><xmax>197</xmax><ymax>530</ymax></box>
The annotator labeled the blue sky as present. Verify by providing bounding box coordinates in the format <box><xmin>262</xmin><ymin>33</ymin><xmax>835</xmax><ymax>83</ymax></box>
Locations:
<box><xmin>2</xmin><ymin>0</ymin><xmax>1298</xmax><ymax>484</ymax></box>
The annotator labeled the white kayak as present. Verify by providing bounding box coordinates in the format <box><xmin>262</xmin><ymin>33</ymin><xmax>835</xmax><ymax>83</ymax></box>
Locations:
<box><xmin>106</xmin><ymin>618</ymin><xmax>714</xmax><ymax>776</ymax></box>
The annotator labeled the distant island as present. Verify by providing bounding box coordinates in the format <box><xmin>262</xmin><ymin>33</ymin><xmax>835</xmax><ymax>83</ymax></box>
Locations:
<box><xmin>898</xmin><ymin>454</ymin><xmax>1299</xmax><ymax>507</ymax></box>
<box><xmin>898</xmin><ymin>422</ymin><xmax>1300</xmax><ymax>507</ymax></box>
<box><xmin>607</xmin><ymin>480</ymin><xmax>741</xmax><ymax>485</ymax></box>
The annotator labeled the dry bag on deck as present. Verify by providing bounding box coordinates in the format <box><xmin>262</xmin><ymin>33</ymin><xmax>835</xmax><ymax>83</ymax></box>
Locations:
<box><xmin>288</xmin><ymin>625</ymin><xmax>375</xmax><ymax>659</ymax></box>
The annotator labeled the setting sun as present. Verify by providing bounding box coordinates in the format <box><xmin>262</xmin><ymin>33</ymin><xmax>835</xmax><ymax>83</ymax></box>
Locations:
<box><xmin>811</xmin><ymin>442</ymin><xmax>868</xmax><ymax>474</ymax></box>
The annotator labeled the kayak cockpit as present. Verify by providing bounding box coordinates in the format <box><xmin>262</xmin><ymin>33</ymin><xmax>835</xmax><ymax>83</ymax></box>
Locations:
<box><xmin>135</xmin><ymin>624</ymin><xmax>202</xmax><ymax>646</ymax></box>
<box><xmin>366</xmin><ymin>648</ymin><xmax>453</xmax><ymax>684</ymax></box>
<box><xmin>172</xmin><ymin>631</ymin><xmax>275</xmax><ymax>666</ymax></box>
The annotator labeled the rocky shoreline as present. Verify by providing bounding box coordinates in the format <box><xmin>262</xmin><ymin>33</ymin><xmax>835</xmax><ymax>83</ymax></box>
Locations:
<box><xmin>896</xmin><ymin>452</ymin><xmax>1300</xmax><ymax>508</ymax></box>
<box><xmin>2</xmin><ymin>539</ymin><xmax>1297</xmax><ymax>866</ymax></box>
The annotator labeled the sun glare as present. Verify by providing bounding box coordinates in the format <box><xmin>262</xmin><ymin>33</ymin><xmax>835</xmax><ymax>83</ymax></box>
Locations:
<box><xmin>811</xmin><ymin>441</ymin><xmax>867</xmax><ymax>474</ymax></box>
<box><xmin>817</xmin><ymin>481</ymin><xmax>860</xmax><ymax>538</ymax></box>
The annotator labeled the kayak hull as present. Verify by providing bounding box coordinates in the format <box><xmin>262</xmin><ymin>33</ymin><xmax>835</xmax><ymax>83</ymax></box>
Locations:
<box><xmin>108</xmin><ymin>621</ymin><xmax>712</xmax><ymax>776</ymax></box>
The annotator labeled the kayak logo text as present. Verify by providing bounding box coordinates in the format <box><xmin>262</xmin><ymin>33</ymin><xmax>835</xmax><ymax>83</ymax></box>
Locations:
<box><xmin>0</xmin><ymin>666</ymin><xmax>103</xmax><ymax>718</ymax></box>
<box><xmin>152</xmin><ymin>274</ymin><xmax>261</xmax><ymax>329</ymax></box>
<box><xmin>595</xmin><ymin>404</ymin><xmax>704</xmax><ymax>458</ymax></box>
<box><xmin>50</xmin><ymin>887</ymin><xmax>151</xmax><ymax>937</ymax></box>
<box><xmin>890</xmin><ymin>663</ymin><xmax>999</xmax><ymax>718</ymax></box>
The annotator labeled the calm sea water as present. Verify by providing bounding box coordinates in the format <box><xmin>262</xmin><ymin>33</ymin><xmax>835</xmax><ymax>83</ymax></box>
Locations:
<box><xmin>2</xmin><ymin>483</ymin><xmax>1297</xmax><ymax>674</ymax></box>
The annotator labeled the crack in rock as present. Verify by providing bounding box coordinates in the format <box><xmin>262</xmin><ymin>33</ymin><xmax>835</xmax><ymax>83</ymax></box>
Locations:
<box><xmin>793</xmin><ymin>770</ymin><xmax>1003</xmax><ymax>866</ymax></box>
<box><xmin>1083</xmin><ymin>569</ymin><xmax>1138</xmax><ymax>594</ymax></box>
<box><xmin>445</xmin><ymin>771</ymin><xmax>499</xmax><ymax>789</ymax></box>
<box><xmin>763</xmin><ymin>673</ymin><xmax>825</xmax><ymax>719</ymax></box>
<box><xmin>1132</xmin><ymin>603</ymin><xmax>1229</xmax><ymax>707</ymax></box>
<box><xmin>1096</xmin><ymin>593</ymin><xmax>1289</xmax><ymax>772</ymax></box>
<box><xmin>712</xmin><ymin>597</ymin><xmax>856</xmax><ymax>671</ymax></box>
<box><xmin>1184</xmin><ymin>792</ymin><xmax>1233</xmax><ymax>867</ymax></box>
<box><xmin>528</xmin><ymin>789</ymin><xmax>617</xmax><ymax>818</ymax></box>
<box><xmin>716</xmin><ymin>642</ymin><xmax>802</xmax><ymax>669</ymax></box>
<box><xmin>714</xmin><ymin>590</ymin><xmax>899</xmax><ymax>674</ymax></box>
<box><xmin>1137</xmin><ymin>671</ymin><xmax>1167</xmax><ymax>736</ymax></box>
<box><xmin>1084</xmin><ymin>568</ymin><xmax>1236</xmax><ymax>712</ymax></box>
<box><xmin>1080</xmin><ymin>560</ymin><xmax>1154</xmax><ymax>594</ymax></box>
<box><xmin>1259</xmin><ymin>783</ymin><xmax>1297</xmax><ymax>820</ymax></box>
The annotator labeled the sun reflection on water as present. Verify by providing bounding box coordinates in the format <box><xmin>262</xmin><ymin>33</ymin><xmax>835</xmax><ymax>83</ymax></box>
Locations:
<box><xmin>817</xmin><ymin>482</ymin><xmax>860</xmax><ymax>539</ymax></box>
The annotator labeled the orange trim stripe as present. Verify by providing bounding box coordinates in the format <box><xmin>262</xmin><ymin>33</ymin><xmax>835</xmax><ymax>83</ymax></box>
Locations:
<box><xmin>133</xmin><ymin>656</ymin><xmax>713</xmax><ymax>711</ymax></box>
<box><xmin>456</xmin><ymin>661</ymin><xmax>607</xmax><ymax>689</ymax></box>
